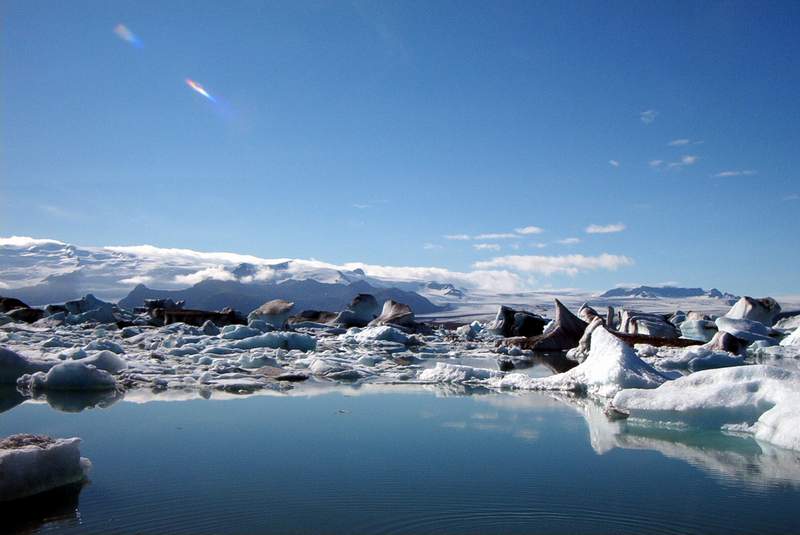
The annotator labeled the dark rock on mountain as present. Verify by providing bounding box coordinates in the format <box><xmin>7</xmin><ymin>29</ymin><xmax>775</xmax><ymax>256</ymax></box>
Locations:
<box><xmin>424</xmin><ymin>282</ymin><xmax>465</xmax><ymax>299</ymax></box>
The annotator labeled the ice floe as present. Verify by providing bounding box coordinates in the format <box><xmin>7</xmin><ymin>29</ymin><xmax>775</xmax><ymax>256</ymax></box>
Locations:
<box><xmin>0</xmin><ymin>434</ymin><xmax>91</xmax><ymax>502</ymax></box>
<box><xmin>613</xmin><ymin>365</ymin><xmax>800</xmax><ymax>451</ymax></box>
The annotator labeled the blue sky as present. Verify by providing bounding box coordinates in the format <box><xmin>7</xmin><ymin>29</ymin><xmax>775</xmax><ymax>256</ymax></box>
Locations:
<box><xmin>2</xmin><ymin>1</ymin><xmax>798</xmax><ymax>295</ymax></box>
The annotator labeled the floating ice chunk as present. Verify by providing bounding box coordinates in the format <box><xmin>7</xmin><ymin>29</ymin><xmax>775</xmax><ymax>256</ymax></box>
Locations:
<box><xmin>76</xmin><ymin>350</ymin><xmax>128</xmax><ymax>374</ymax></box>
<box><xmin>490</xmin><ymin>327</ymin><xmax>668</xmax><ymax>397</ymax></box>
<box><xmin>220</xmin><ymin>325</ymin><xmax>262</xmax><ymax>340</ymax></box>
<box><xmin>419</xmin><ymin>362</ymin><xmax>502</xmax><ymax>383</ymax></box>
<box><xmin>120</xmin><ymin>326</ymin><xmax>142</xmax><ymax>338</ymax></box>
<box><xmin>83</xmin><ymin>339</ymin><xmax>124</xmax><ymax>354</ymax></box>
<box><xmin>229</xmin><ymin>332</ymin><xmax>316</xmax><ymax>352</ymax></box>
<box><xmin>613</xmin><ymin>365</ymin><xmax>800</xmax><ymax>451</ymax></box>
<box><xmin>200</xmin><ymin>320</ymin><xmax>220</xmax><ymax>336</ymax></box>
<box><xmin>0</xmin><ymin>347</ymin><xmax>54</xmax><ymax>384</ymax></box>
<box><xmin>0</xmin><ymin>434</ymin><xmax>91</xmax><ymax>502</ymax></box>
<box><xmin>724</xmin><ymin>296</ymin><xmax>781</xmax><ymax>325</ymax></box>
<box><xmin>715</xmin><ymin>317</ymin><xmax>776</xmax><ymax>344</ymax></box>
<box><xmin>352</xmin><ymin>326</ymin><xmax>409</xmax><ymax>344</ymax></box>
<box><xmin>25</xmin><ymin>361</ymin><xmax>118</xmax><ymax>391</ymax></box>
<box><xmin>781</xmin><ymin>326</ymin><xmax>800</xmax><ymax>347</ymax></box>
<box><xmin>356</xmin><ymin>355</ymin><xmax>383</xmax><ymax>367</ymax></box>
<box><xmin>42</xmin><ymin>337</ymin><xmax>71</xmax><ymax>348</ymax></box>
<box><xmin>680</xmin><ymin>319</ymin><xmax>717</xmax><ymax>342</ymax></box>
<box><xmin>645</xmin><ymin>346</ymin><xmax>745</xmax><ymax>372</ymax></box>
<box><xmin>247</xmin><ymin>300</ymin><xmax>294</xmax><ymax>329</ymax></box>
<box><xmin>308</xmin><ymin>358</ymin><xmax>345</xmax><ymax>375</ymax></box>
<box><xmin>237</xmin><ymin>354</ymin><xmax>278</xmax><ymax>369</ymax></box>
<box><xmin>455</xmin><ymin>321</ymin><xmax>483</xmax><ymax>339</ymax></box>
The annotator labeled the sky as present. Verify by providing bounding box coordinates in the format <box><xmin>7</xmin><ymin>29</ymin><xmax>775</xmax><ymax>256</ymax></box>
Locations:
<box><xmin>1</xmin><ymin>0</ymin><xmax>798</xmax><ymax>295</ymax></box>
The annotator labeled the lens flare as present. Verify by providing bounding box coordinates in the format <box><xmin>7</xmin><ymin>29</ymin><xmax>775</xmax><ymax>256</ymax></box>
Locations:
<box><xmin>113</xmin><ymin>24</ymin><xmax>142</xmax><ymax>48</ymax></box>
<box><xmin>185</xmin><ymin>79</ymin><xmax>216</xmax><ymax>102</ymax></box>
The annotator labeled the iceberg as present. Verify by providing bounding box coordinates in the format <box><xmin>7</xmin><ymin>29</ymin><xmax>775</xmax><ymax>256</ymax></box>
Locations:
<box><xmin>23</xmin><ymin>361</ymin><xmax>118</xmax><ymax>391</ymax></box>
<box><xmin>613</xmin><ymin>365</ymin><xmax>800</xmax><ymax>451</ymax></box>
<box><xmin>0</xmin><ymin>347</ymin><xmax>54</xmax><ymax>384</ymax></box>
<box><xmin>0</xmin><ymin>434</ymin><xmax>91</xmax><ymax>502</ymax></box>
<box><xmin>228</xmin><ymin>332</ymin><xmax>316</xmax><ymax>352</ymax></box>
<box><xmin>781</xmin><ymin>326</ymin><xmax>800</xmax><ymax>347</ymax></box>
<box><xmin>419</xmin><ymin>362</ymin><xmax>502</xmax><ymax>383</ymax></box>
<box><xmin>491</xmin><ymin>327</ymin><xmax>668</xmax><ymax>397</ymax></box>
<box><xmin>352</xmin><ymin>326</ymin><xmax>410</xmax><ymax>345</ymax></box>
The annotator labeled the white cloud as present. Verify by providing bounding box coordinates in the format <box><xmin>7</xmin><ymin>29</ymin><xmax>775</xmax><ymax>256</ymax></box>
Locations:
<box><xmin>514</xmin><ymin>226</ymin><xmax>544</xmax><ymax>235</ymax></box>
<box><xmin>474</xmin><ymin>253</ymin><xmax>633</xmax><ymax>276</ymax></box>
<box><xmin>174</xmin><ymin>266</ymin><xmax>236</xmax><ymax>285</ymax></box>
<box><xmin>585</xmin><ymin>223</ymin><xmax>626</xmax><ymax>234</ymax></box>
<box><xmin>473</xmin><ymin>243</ymin><xmax>501</xmax><ymax>251</ymax></box>
<box><xmin>556</xmin><ymin>237</ymin><xmax>581</xmax><ymax>245</ymax></box>
<box><xmin>0</xmin><ymin>236</ymin><xmax>66</xmax><ymax>248</ymax></box>
<box><xmin>649</xmin><ymin>159</ymin><xmax>664</xmax><ymax>168</ymax></box>
<box><xmin>640</xmin><ymin>109</ymin><xmax>658</xmax><ymax>124</ymax></box>
<box><xmin>531</xmin><ymin>242</ymin><xmax>548</xmax><ymax>249</ymax></box>
<box><xmin>668</xmin><ymin>139</ymin><xmax>690</xmax><ymax>146</ymax></box>
<box><xmin>423</xmin><ymin>243</ymin><xmax>442</xmax><ymax>250</ymax></box>
<box><xmin>474</xmin><ymin>233</ymin><xmax>517</xmax><ymax>240</ymax></box>
<box><xmin>713</xmin><ymin>169</ymin><xmax>757</xmax><ymax>178</ymax></box>
<box><xmin>443</xmin><ymin>234</ymin><xmax>471</xmax><ymax>241</ymax></box>
<box><xmin>783</xmin><ymin>193</ymin><xmax>799</xmax><ymax>202</ymax></box>
<box><xmin>609</xmin><ymin>160</ymin><xmax>620</xmax><ymax>167</ymax></box>
<box><xmin>667</xmin><ymin>155</ymin><xmax>699</xmax><ymax>169</ymax></box>
<box><xmin>338</xmin><ymin>262</ymin><xmax>524</xmax><ymax>292</ymax></box>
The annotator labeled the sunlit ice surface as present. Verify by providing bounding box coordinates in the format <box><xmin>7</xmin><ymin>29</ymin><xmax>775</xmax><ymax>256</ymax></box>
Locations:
<box><xmin>113</xmin><ymin>24</ymin><xmax>142</xmax><ymax>48</ymax></box>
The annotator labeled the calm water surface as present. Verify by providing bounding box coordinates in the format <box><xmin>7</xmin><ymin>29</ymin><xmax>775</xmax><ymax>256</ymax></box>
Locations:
<box><xmin>2</xmin><ymin>384</ymin><xmax>799</xmax><ymax>534</ymax></box>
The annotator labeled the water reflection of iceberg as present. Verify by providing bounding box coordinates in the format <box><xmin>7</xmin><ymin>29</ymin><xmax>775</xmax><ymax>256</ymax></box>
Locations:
<box><xmin>568</xmin><ymin>395</ymin><xmax>800</xmax><ymax>488</ymax></box>
<box><xmin>0</xmin><ymin>481</ymin><xmax>84</xmax><ymax>535</ymax></box>
<box><xmin>37</xmin><ymin>389</ymin><xmax>123</xmax><ymax>413</ymax></box>
<box><xmin>0</xmin><ymin>386</ymin><xmax>26</xmax><ymax>414</ymax></box>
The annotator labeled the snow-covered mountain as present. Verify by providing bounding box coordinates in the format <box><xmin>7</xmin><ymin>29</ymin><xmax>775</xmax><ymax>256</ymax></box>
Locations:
<box><xmin>0</xmin><ymin>237</ymin><xmax>466</xmax><ymax>309</ymax></box>
<box><xmin>599</xmin><ymin>285</ymin><xmax>738</xmax><ymax>302</ymax></box>
<box><xmin>0</xmin><ymin>237</ymin><xmax>766</xmax><ymax>319</ymax></box>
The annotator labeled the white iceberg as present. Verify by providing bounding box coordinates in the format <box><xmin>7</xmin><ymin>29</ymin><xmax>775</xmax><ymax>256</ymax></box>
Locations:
<box><xmin>0</xmin><ymin>434</ymin><xmax>91</xmax><ymax>502</ymax></box>
<box><xmin>25</xmin><ymin>361</ymin><xmax>118</xmax><ymax>391</ymax></box>
<box><xmin>228</xmin><ymin>332</ymin><xmax>316</xmax><ymax>352</ymax></box>
<box><xmin>352</xmin><ymin>326</ymin><xmax>410</xmax><ymax>345</ymax></box>
<box><xmin>490</xmin><ymin>327</ymin><xmax>669</xmax><ymax>397</ymax></box>
<box><xmin>781</xmin><ymin>326</ymin><xmax>800</xmax><ymax>347</ymax></box>
<box><xmin>613</xmin><ymin>365</ymin><xmax>800</xmax><ymax>451</ymax></box>
<box><xmin>419</xmin><ymin>362</ymin><xmax>502</xmax><ymax>383</ymax></box>
<box><xmin>74</xmin><ymin>350</ymin><xmax>128</xmax><ymax>374</ymax></box>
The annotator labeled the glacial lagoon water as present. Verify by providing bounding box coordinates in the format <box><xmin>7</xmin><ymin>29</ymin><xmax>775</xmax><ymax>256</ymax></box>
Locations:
<box><xmin>2</xmin><ymin>384</ymin><xmax>800</xmax><ymax>535</ymax></box>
